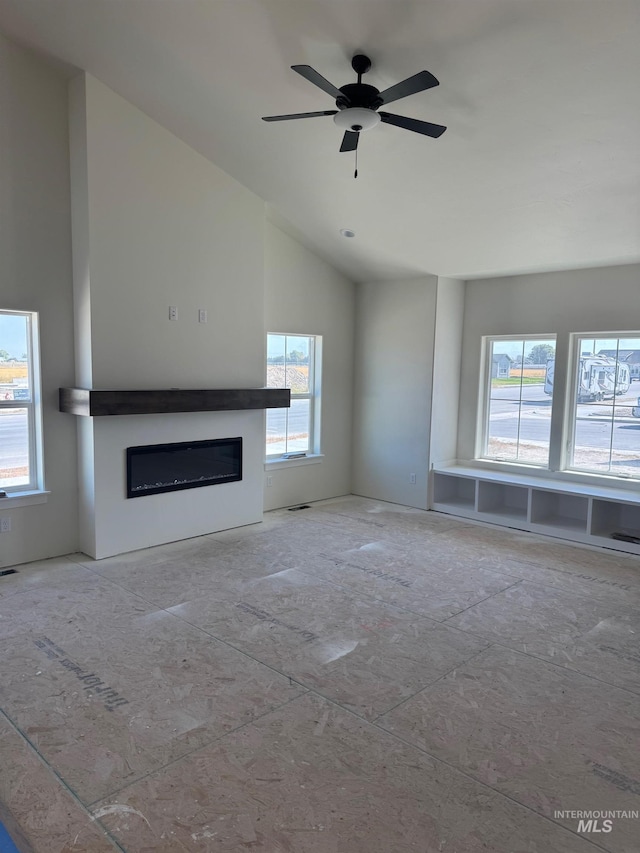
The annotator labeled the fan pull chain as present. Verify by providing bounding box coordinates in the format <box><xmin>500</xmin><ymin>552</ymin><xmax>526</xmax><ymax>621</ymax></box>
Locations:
<box><xmin>354</xmin><ymin>147</ymin><xmax>358</xmax><ymax>179</ymax></box>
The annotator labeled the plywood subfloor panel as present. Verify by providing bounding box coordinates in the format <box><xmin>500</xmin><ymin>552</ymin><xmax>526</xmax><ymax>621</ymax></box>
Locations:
<box><xmin>1</xmin><ymin>496</ymin><xmax>638</xmax><ymax>852</ymax></box>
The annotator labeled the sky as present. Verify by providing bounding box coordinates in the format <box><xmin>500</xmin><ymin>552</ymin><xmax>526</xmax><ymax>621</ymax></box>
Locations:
<box><xmin>0</xmin><ymin>314</ymin><xmax>28</xmax><ymax>358</ymax></box>
<box><xmin>493</xmin><ymin>339</ymin><xmax>556</xmax><ymax>361</ymax></box>
<box><xmin>580</xmin><ymin>337</ymin><xmax>640</xmax><ymax>354</ymax></box>
<box><xmin>495</xmin><ymin>337</ymin><xmax>640</xmax><ymax>361</ymax></box>
<box><xmin>267</xmin><ymin>333</ymin><xmax>310</xmax><ymax>359</ymax></box>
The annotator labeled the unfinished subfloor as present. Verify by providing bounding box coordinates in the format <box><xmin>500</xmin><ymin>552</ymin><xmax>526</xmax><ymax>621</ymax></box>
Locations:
<box><xmin>1</xmin><ymin>496</ymin><xmax>639</xmax><ymax>852</ymax></box>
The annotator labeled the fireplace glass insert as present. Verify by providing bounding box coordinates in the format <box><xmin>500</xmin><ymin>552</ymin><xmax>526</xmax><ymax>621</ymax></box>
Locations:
<box><xmin>126</xmin><ymin>437</ymin><xmax>242</xmax><ymax>498</ymax></box>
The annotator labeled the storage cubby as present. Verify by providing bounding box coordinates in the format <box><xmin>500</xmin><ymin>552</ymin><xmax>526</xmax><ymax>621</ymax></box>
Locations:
<box><xmin>432</xmin><ymin>472</ymin><xmax>476</xmax><ymax>510</ymax></box>
<box><xmin>477</xmin><ymin>481</ymin><xmax>529</xmax><ymax>521</ymax></box>
<box><xmin>432</xmin><ymin>466</ymin><xmax>640</xmax><ymax>555</ymax></box>
<box><xmin>530</xmin><ymin>490</ymin><xmax>589</xmax><ymax>532</ymax></box>
<box><xmin>591</xmin><ymin>499</ymin><xmax>640</xmax><ymax>544</ymax></box>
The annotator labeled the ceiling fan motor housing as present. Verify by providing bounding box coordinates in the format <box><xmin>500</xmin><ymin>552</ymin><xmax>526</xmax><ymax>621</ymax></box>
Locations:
<box><xmin>336</xmin><ymin>83</ymin><xmax>383</xmax><ymax>111</ymax></box>
<box><xmin>334</xmin><ymin>72</ymin><xmax>383</xmax><ymax>132</ymax></box>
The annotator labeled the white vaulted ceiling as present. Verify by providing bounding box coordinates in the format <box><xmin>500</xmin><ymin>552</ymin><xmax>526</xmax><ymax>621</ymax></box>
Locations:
<box><xmin>0</xmin><ymin>0</ymin><xmax>638</xmax><ymax>282</ymax></box>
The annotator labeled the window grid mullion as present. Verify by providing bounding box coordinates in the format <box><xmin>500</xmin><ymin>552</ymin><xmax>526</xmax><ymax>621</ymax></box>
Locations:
<box><xmin>481</xmin><ymin>335</ymin><xmax>556</xmax><ymax>468</ymax></box>
<box><xmin>265</xmin><ymin>332</ymin><xmax>320</xmax><ymax>460</ymax></box>
<box><xmin>566</xmin><ymin>333</ymin><xmax>639</xmax><ymax>479</ymax></box>
<box><xmin>514</xmin><ymin>340</ymin><xmax>525</xmax><ymax>459</ymax></box>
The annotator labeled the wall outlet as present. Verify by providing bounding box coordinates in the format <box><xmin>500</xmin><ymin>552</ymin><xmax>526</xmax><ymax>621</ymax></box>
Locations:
<box><xmin>409</xmin><ymin>473</ymin><xmax>417</xmax><ymax>484</ymax></box>
<box><xmin>266</xmin><ymin>475</ymin><xmax>273</xmax><ymax>487</ymax></box>
<box><xmin>198</xmin><ymin>308</ymin><xmax>208</xmax><ymax>324</ymax></box>
<box><xmin>0</xmin><ymin>517</ymin><xmax>11</xmax><ymax>533</ymax></box>
<box><xmin>168</xmin><ymin>306</ymin><xmax>178</xmax><ymax>321</ymax></box>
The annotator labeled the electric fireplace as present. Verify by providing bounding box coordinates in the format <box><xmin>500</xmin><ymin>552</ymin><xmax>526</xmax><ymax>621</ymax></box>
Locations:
<box><xmin>126</xmin><ymin>437</ymin><xmax>242</xmax><ymax>498</ymax></box>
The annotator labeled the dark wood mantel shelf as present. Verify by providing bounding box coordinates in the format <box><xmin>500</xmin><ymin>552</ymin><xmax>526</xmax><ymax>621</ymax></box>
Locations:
<box><xmin>59</xmin><ymin>387</ymin><xmax>291</xmax><ymax>417</ymax></box>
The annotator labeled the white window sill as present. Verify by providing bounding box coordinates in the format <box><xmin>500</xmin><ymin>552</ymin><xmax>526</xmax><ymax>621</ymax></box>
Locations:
<box><xmin>0</xmin><ymin>490</ymin><xmax>50</xmax><ymax>508</ymax></box>
<box><xmin>264</xmin><ymin>454</ymin><xmax>324</xmax><ymax>470</ymax></box>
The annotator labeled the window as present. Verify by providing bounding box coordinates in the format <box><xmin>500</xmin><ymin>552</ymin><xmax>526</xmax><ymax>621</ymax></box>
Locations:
<box><xmin>481</xmin><ymin>336</ymin><xmax>556</xmax><ymax>466</ymax></box>
<box><xmin>265</xmin><ymin>333</ymin><xmax>321</xmax><ymax>458</ymax></box>
<box><xmin>0</xmin><ymin>310</ymin><xmax>42</xmax><ymax>492</ymax></box>
<box><xmin>567</xmin><ymin>334</ymin><xmax>640</xmax><ymax>478</ymax></box>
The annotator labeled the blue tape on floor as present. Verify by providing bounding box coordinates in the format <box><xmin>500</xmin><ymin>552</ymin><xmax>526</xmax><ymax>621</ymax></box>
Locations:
<box><xmin>0</xmin><ymin>823</ymin><xmax>20</xmax><ymax>853</ymax></box>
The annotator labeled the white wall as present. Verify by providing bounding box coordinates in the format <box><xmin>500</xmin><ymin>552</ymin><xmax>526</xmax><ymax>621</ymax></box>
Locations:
<box><xmin>429</xmin><ymin>278</ymin><xmax>465</xmax><ymax>469</ymax></box>
<box><xmin>81</xmin><ymin>75</ymin><xmax>265</xmax><ymax>391</ymax></box>
<box><xmin>263</xmin><ymin>221</ymin><xmax>355</xmax><ymax>510</ymax></box>
<box><xmin>70</xmin><ymin>75</ymin><xmax>266</xmax><ymax>558</ymax></box>
<box><xmin>458</xmin><ymin>263</ymin><xmax>640</xmax><ymax>463</ymax></box>
<box><xmin>91</xmin><ymin>412</ymin><xmax>262</xmax><ymax>557</ymax></box>
<box><xmin>0</xmin><ymin>37</ymin><xmax>78</xmax><ymax>568</ymax></box>
<box><xmin>11</xmin><ymin>40</ymin><xmax>637</xmax><ymax>566</ymax></box>
<box><xmin>351</xmin><ymin>276</ymin><xmax>438</xmax><ymax>509</ymax></box>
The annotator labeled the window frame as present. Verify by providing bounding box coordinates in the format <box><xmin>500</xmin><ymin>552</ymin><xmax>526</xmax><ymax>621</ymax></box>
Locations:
<box><xmin>564</xmin><ymin>330</ymin><xmax>640</xmax><ymax>480</ymax></box>
<box><xmin>265</xmin><ymin>332</ymin><xmax>322</xmax><ymax>461</ymax></box>
<box><xmin>477</xmin><ymin>333</ymin><xmax>557</xmax><ymax>469</ymax></box>
<box><xmin>0</xmin><ymin>309</ymin><xmax>44</xmax><ymax>494</ymax></box>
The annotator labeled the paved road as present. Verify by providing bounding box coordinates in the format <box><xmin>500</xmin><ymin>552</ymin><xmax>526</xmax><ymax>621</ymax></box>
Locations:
<box><xmin>2</xmin><ymin>386</ymin><xmax>639</xmax><ymax>474</ymax></box>
<box><xmin>0</xmin><ymin>404</ymin><xmax>315</xmax><ymax>473</ymax></box>
<box><xmin>266</xmin><ymin>400</ymin><xmax>310</xmax><ymax>453</ymax></box>
<box><xmin>488</xmin><ymin>384</ymin><xmax>640</xmax><ymax>451</ymax></box>
<box><xmin>0</xmin><ymin>410</ymin><xmax>28</xmax><ymax>468</ymax></box>
<box><xmin>264</xmin><ymin>384</ymin><xmax>640</xmax><ymax>455</ymax></box>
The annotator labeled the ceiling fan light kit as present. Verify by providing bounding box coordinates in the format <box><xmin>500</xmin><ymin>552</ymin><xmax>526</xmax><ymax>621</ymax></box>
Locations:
<box><xmin>333</xmin><ymin>107</ymin><xmax>380</xmax><ymax>132</ymax></box>
<box><xmin>262</xmin><ymin>53</ymin><xmax>446</xmax><ymax>174</ymax></box>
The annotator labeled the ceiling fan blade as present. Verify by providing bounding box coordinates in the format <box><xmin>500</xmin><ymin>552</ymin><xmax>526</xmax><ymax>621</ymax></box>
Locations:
<box><xmin>292</xmin><ymin>65</ymin><xmax>348</xmax><ymax>102</ymax></box>
<box><xmin>379</xmin><ymin>111</ymin><xmax>446</xmax><ymax>138</ymax></box>
<box><xmin>262</xmin><ymin>110</ymin><xmax>338</xmax><ymax>122</ymax></box>
<box><xmin>378</xmin><ymin>70</ymin><xmax>439</xmax><ymax>105</ymax></box>
<box><xmin>340</xmin><ymin>130</ymin><xmax>359</xmax><ymax>152</ymax></box>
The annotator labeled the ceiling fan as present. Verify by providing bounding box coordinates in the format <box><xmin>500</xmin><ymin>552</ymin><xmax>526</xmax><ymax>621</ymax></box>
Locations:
<box><xmin>262</xmin><ymin>54</ymin><xmax>446</xmax><ymax>156</ymax></box>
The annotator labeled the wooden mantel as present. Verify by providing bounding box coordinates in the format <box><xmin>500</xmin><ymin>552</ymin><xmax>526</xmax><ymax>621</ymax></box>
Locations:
<box><xmin>59</xmin><ymin>387</ymin><xmax>290</xmax><ymax>417</ymax></box>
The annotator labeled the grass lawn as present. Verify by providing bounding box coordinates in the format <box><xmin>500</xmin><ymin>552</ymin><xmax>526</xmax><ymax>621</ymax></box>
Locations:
<box><xmin>492</xmin><ymin>377</ymin><xmax>544</xmax><ymax>387</ymax></box>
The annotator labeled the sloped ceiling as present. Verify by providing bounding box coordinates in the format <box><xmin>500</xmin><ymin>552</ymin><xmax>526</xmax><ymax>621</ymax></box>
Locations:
<box><xmin>0</xmin><ymin>0</ymin><xmax>638</xmax><ymax>282</ymax></box>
